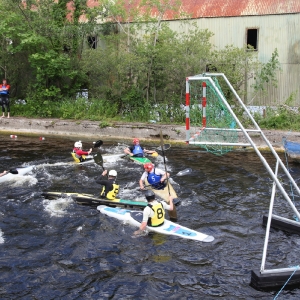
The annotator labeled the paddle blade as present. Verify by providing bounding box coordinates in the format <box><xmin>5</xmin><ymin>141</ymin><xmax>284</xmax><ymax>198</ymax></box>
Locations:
<box><xmin>155</xmin><ymin>143</ymin><xmax>171</xmax><ymax>151</ymax></box>
<box><xmin>94</xmin><ymin>140</ymin><xmax>103</xmax><ymax>148</ymax></box>
<box><xmin>93</xmin><ymin>153</ymin><xmax>104</xmax><ymax>169</ymax></box>
<box><xmin>151</xmin><ymin>151</ymin><xmax>158</xmax><ymax>157</ymax></box>
<box><xmin>176</xmin><ymin>168</ymin><xmax>192</xmax><ymax>176</ymax></box>
<box><xmin>9</xmin><ymin>169</ymin><xmax>18</xmax><ymax>174</ymax></box>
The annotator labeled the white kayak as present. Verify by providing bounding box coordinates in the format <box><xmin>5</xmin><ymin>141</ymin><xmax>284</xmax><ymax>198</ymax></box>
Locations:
<box><xmin>0</xmin><ymin>166</ymin><xmax>34</xmax><ymax>183</ymax></box>
<box><xmin>73</xmin><ymin>153</ymin><xmax>126</xmax><ymax>165</ymax></box>
<box><xmin>97</xmin><ymin>205</ymin><xmax>214</xmax><ymax>242</ymax></box>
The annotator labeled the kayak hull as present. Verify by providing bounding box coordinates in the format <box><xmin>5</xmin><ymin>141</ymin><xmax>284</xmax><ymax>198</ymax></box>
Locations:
<box><xmin>129</xmin><ymin>156</ymin><xmax>152</xmax><ymax>165</ymax></box>
<box><xmin>77</xmin><ymin>153</ymin><xmax>126</xmax><ymax>165</ymax></box>
<box><xmin>145</xmin><ymin>178</ymin><xmax>178</xmax><ymax>201</ymax></box>
<box><xmin>0</xmin><ymin>166</ymin><xmax>34</xmax><ymax>183</ymax></box>
<box><xmin>97</xmin><ymin>205</ymin><xmax>214</xmax><ymax>242</ymax></box>
<box><xmin>42</xmin><ymin>192</ymin><xmax>148</xmax><ymax>209</ymax></box>
<box><xmin>42</xmin><ymin>191</ymin><xmax>181</xmax><ymax>208</ymax></box>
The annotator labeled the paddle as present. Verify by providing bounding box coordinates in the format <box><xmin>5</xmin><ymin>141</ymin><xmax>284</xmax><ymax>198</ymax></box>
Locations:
<box><xmin>160</xmin><ymin>130</ymin><xmax>177</xmax><ymax>221</ymax></box>
<box><xmin>175</xmin><ymin>168</ymin><xmax>192</xmax><ymax>176</ymax></box>
<box><xmin>93</xmin><ymin>140</ymin><xmax>105</xmax><ymax>169</ymax></box>
<box><xmin>93</xmin><ymin>140</ymin><xmax>103</xmax><ymax>148</ymax></box>
<box><xmin>118</xmin><ymin>143</ymin><xmax>170</xmax><ymax>152</ymax></box>
<box><xmin>9</xmin><ymin>169</ymin><xmax>18</xmax><ymax>174</ymax></box>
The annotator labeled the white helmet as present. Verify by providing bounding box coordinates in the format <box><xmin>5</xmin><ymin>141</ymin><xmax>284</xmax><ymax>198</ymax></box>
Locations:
<box><xmin>74</xmin><ymin>141</ymin><xmax>82</xmax><ymax>148</ymax></box>
<box><xmin>108</xmin><ymin>170</ymin><xmax>117</xmax><ymax>177</ymax></box>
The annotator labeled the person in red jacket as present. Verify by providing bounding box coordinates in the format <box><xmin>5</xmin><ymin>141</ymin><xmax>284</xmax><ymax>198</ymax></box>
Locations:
<box><xmin>0</xmin><ymin>79</ymin><xmax>10</xmax><ymax>118</ymax></box>
<box><xmin>71</xmin><ymin>141</ymin><xmax>92</xmax><ymax>162</ymax></box>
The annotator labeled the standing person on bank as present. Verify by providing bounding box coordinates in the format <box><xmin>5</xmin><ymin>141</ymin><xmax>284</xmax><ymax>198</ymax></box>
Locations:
<box><xmin>124</xmin><ymin>138</ymin><xmax>156</xmax><ymax>157</ymax></box>
<box><xmin>0</xmin><ymin>79</ymin><xmax>10</xmax><ymax>118</ymax></box>
<box><xmin>96</xmin><ymin>169</ymin><xmax>119</xmax><ymax>200</ymax></box>
<box><xmin>134</xmin><ymin>190</ymin><xmax>174</xmax><ymax>235</ymax></box>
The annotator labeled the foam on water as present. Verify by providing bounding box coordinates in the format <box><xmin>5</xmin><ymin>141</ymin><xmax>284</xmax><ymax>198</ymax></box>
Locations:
<box><xmin>0</xmin><ymin>229</ymin><xmax>4</xmax><ymax>244</ymax></box>
<box><xmin>10</xmin><ymin>175</ymin><xmax>38</xmax><ymax>187</ymax></box>
<box><xmin>43</xmin><ymin>198</ymin><xmax>73</xmax><ymax>217</ymax></box>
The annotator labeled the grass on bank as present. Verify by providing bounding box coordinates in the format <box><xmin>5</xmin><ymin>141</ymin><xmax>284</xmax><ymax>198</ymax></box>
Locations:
<box><xmin>12</xmin><ymin>97</ymin><xmax>300</xmax><ymax>131</ymax></box>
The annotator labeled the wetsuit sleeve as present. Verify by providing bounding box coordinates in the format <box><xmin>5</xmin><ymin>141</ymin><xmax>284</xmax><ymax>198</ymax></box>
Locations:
<box><xmin>140</xmin><ymin>171</ymin><xmax>148</xmax><ymax>181</ymax></box>
<box><xmin>129</xmin><ymin>146</ymin><xmax>134</xmax><ymax>152</ymax></box>
<box><xmin>142</xmin><ymin>206</ymin><xmax>152</xmax><ymax>222</ymax></box>
<box><xmin>95</xmin><ymin>175</ymin><xmax>108</xmax><ymax>185</ymax></box>
<box><xmin>162</xmin><ymin>201</ymin><xmax>171</xmax><ymax>211</ymax></box>
<box><xmin>76</xmin><ymin>149</ymin><xmax>89</xmax><ymax>156</ymax></box>
<box><xmin>155</xmin><ymin>169</ymin><xmax>165</xmax><ymax>176</ymax></box>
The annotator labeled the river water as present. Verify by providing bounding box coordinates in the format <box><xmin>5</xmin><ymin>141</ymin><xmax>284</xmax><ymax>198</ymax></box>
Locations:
<box><xmin>0</xmin><ymin>134</ymin><xmax>300</xmax><ymax>299</ymax></box>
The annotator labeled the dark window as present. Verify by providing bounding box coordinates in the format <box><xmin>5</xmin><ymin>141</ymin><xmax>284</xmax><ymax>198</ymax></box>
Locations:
<box><xmin>246</xmin><ymin>29</ymin><xmax>258</xmax><ymax>51</ymax></box>
<box><xmin>88</xmin><ymin>36</ymin><xmax>97</xmax><ymax>49</ymax></box>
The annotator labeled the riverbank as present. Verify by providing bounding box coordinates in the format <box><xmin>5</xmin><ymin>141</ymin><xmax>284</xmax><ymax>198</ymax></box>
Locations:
<box><xmin>0</xmin><ymin>116</ymin><xmax>300</xmax><ymax>150</ymax></box>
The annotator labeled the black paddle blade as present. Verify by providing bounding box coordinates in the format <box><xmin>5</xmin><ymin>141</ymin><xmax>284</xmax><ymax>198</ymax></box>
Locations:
<box><xmin>9</xmin><ymin>169</ymin><xmax>18</xmax><ymax>174</ymax></box>
<box><xmin>93</xmin><ymin>153</ymin><xmax>104</xmax><ymax>169</ymax></box>
<box><xmin>94</xmin><ymin>140</ymin><xmax>103</xmax><ymax>148</ymax></box>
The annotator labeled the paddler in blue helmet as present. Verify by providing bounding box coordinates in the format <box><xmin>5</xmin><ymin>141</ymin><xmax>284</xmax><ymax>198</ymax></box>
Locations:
<box><xmin>139</xmin><ymin>163</ymin><xmax>170</xmax><ymax>190</ymax></box>
<box><xmin>134</xmin><ymin>190</ymin><xmax>173</xmax><ymax>235</ymax></box>
<box><xmin>124</xmin><ymin>138</ymin><xmax>157</xmax><ymax>157</ymax></box>
<box><xmin>96</xmin><ymin>169</ymin><xmax>120</xmax><ymax>200</ymax></box>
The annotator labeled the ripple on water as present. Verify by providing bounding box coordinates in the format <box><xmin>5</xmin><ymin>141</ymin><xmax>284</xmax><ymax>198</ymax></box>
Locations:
<box><xmin>0</xmin><ymin>137</ymin><xmax>300</xmax><ymax>299</ymax></box>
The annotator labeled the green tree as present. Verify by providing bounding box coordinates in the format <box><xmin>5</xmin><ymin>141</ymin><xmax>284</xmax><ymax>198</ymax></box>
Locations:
<box><xmin>0</xmin><ymin>0</ymin><xmax>96</xmax><ymax>104</ymax></box>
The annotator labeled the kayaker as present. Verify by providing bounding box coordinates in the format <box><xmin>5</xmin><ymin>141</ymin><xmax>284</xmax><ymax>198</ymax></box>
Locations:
<box><xmin>72</xmin><ymin>141</ymin><xmax>92</xmax><ymax>162</ymax></box>
<box><xmin>96</xmin><ymin>169</ymin><xmax>119</xmax><ymax>200</ymax></box>
<box><xmin>133</xmin><ymin>190</ymin><xmax>174</xmax><ymax>235</ymax></box>
<box><xmin>124</xmin><ymin>138</ymin><xmax>156</xmax><ymax>157</ymax></box>
<box><xmin>139</xmin><ymin>163</ymin><xmax>170</xmax><ymax>190</ymax></box>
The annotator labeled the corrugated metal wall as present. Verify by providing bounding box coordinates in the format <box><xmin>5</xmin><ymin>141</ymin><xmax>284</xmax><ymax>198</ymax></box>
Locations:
<box><xmin>167</xmin><ymin>14</ymin><xmax>300</xmax><ymax>106</ymax></box>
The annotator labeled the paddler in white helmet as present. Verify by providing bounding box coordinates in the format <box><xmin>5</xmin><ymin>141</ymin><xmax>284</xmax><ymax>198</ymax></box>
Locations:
<box><xmin>96</xmin><ymin>169</ymin><xmax>119</xmax><ymax>200</ymax></box>
<box><xmin>134</xmin><ymin>190</ymin><xmax>173</xmax><ymax>235</ymax></box>
<box><xmin>72</xmin><ymin>140</ymin><xmax>92</xmax><ymax>162</ymax></box>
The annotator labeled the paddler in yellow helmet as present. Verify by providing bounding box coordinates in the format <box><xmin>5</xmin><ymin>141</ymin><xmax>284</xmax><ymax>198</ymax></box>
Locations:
<box><xmin>96</xmin><ymin>169</ymin><xmax>119</xmax><ymax>200</ymax></box>
<box><xmin>134</xmin><ymin>190</ymin><xmax>174</xmax><ymax>235</ymax></box>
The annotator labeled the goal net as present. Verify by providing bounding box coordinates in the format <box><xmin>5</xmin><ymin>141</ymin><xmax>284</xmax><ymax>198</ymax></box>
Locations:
<box><xmin>186</xmin><ymin>75</ymin><xmax>238</xmax><ymax>155</ymax></box>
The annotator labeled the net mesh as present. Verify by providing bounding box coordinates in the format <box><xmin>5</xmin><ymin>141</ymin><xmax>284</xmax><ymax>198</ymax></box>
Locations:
<box><xmin>189</xmin><ymin>77</ymin><xmax>238</xmax><ymax>156</ymax></box>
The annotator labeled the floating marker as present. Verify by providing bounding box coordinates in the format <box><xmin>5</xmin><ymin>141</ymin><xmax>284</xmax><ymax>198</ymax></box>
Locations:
<box><xmin>39</xmin><ymin>137</ymin><xmax>45</xmax><ymax>141</ymax></box>
<box><xmin>10</xmin><ymin>135</ymin><xmax>17</xmax><ymax>139</ymax></box>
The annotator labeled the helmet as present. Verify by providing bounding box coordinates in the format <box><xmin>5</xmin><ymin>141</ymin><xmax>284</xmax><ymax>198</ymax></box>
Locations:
<box><xmin>145</xmin><ymin>190</ymin><xmax>155</xmax><ymax>201</ymax></box>
<box><xmin>74</xmin><ymin>141</ymin><xmax>82</xmax><ymax>148</ymax></box>
<box><xmin>144</xmin><ymin>163</ymin><xmax>153</xmax><ymax>172</ymax></box>
<box><xmin>108</xmin><ymin>170</ymin><xmax>117</xmax><ymax>177</ymax></box>
<box><xmin>133</xmin><ymin>138</ymin><xmax>139</xmax><ymax>144</ymax></box>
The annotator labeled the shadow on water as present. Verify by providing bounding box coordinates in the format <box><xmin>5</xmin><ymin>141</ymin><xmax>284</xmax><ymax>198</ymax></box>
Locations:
<box><xmin>0</xmin><ymin>134</ymin><xmax>300</xmax><ymax>299</ymax></box>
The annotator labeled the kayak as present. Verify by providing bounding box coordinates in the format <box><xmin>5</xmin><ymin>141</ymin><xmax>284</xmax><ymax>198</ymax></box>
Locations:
<box><xmin>0</xmin><ymin>166</ymin><xmax>34</xmax><ymax>183</ymax></box>
<box><xmin>128</xmin><ymin>156</ymin><xmax>152</xmax><ymax>165</ymax></box>
<box><xmin>42</xmin><ymin>191</ymin><xmax>181</xmax><ymax>208</ymax></box>
<box><xmin>145</xmin><ymin>178</ymin><xmax>178</xmax><ymax>201</ymax></box>
<box><xmin>42</xmin><ymin>192</ymin><xmax>149</xmax><ymax>209</ymax></box>
<box><xmin>76</xmin><ymin>153</ymin><xmax>126</xmax><ymax>165</ymax></box>
<box><xmin>97</xmin><ymin>205</ymin><xmax>214</xmax><ymax>242</ymax></box>
<box><xmin>44</xmin><ymin>153</ymin><xmax>126</xmax><ymax>167</ymax></box>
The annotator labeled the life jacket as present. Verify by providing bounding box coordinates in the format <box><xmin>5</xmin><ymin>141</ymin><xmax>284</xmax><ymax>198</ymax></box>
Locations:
<box><xmin>100</xmin><ymin>182</ymin><xmax>120</xmax><ymax>200</ymax></box>
<box><xmin>147</xmin><ymin>202</ymin><xmax>165</xmax><ymax>227</ymax></box>
<box><xmin>147</xmin><ymin>168</ymin><xmax>164</xmax><ymax>189</ymax></box>
<box><xmin>132</xmin><ymin>145</ymin><xmax>143</xmax><ymax>156</ymax></box>
<box><xmin>71</xmin><ymin>148</ymin><xmax>86</xmax><ymax>162</ymax></box>
<box><xmin>0</xmin><ymin>85</ymin><xmax>9</xmax><ymax>95</ymax></box>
